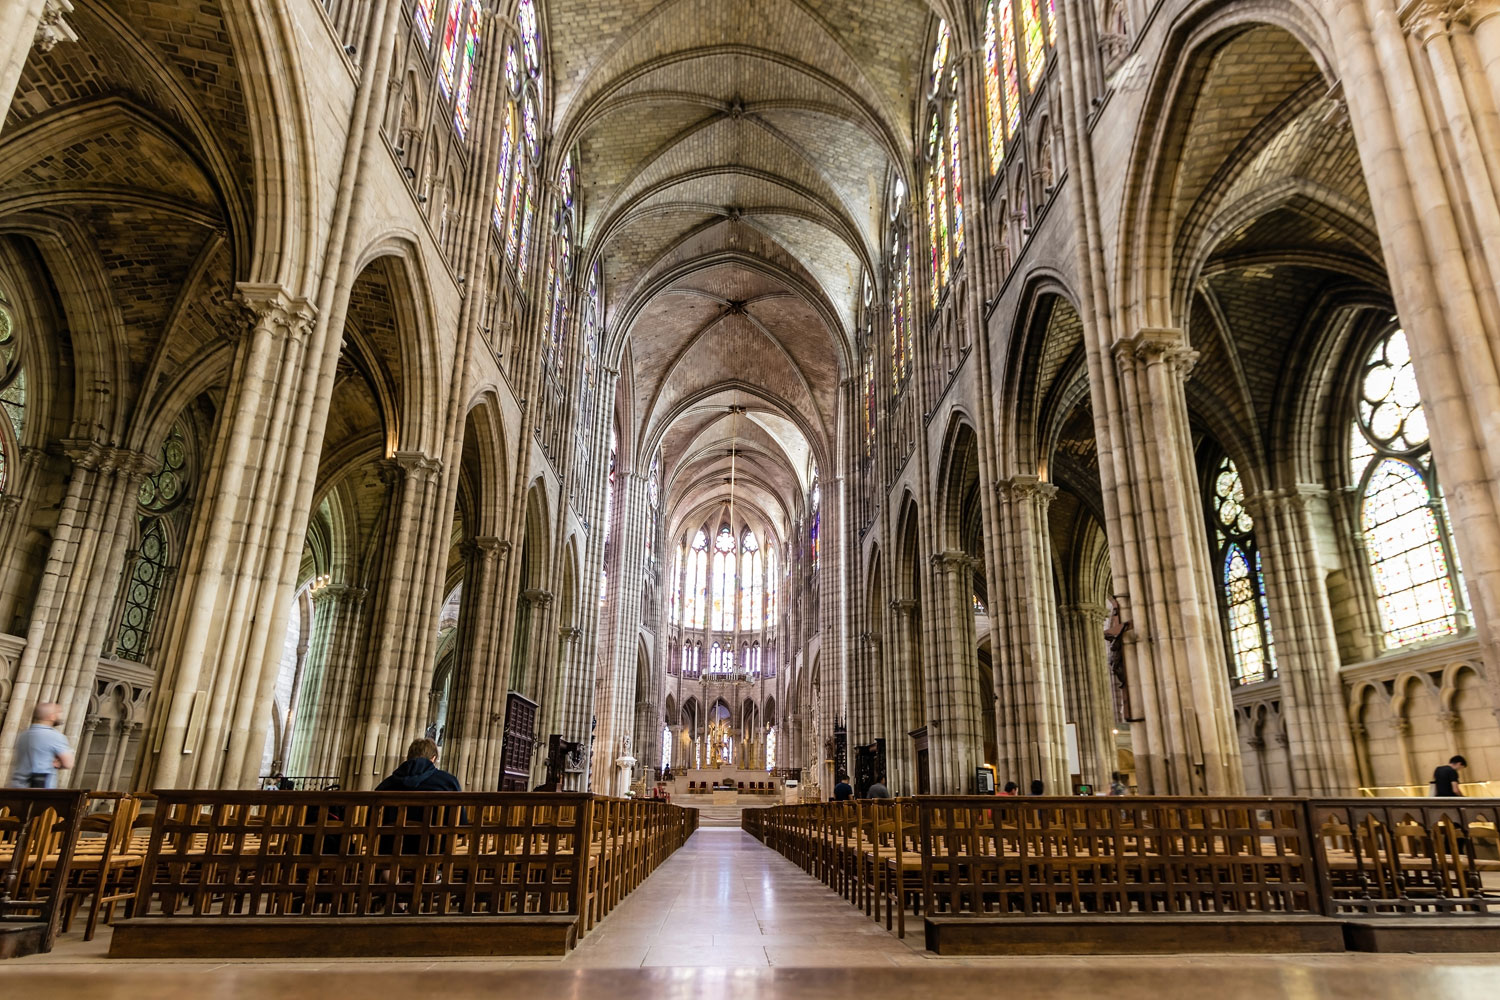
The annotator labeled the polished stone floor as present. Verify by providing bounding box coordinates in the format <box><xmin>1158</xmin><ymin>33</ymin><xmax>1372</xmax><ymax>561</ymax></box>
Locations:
<box><xmin>4</xmin><ymin>827</ymin><xmax>1500</xmax><ymax>997</ymax></box>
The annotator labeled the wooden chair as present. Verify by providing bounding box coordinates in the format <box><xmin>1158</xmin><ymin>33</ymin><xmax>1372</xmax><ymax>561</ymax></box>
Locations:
<box><xmin>61</xmin><ymin>795</ymin><xmax>144</xmax><ymax>940</ymax></box>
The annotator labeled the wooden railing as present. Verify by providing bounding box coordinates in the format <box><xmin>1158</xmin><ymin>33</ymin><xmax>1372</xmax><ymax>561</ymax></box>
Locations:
<box><xmin>0</xmin><ymin>789</ymin><xmax>87</xmax><ymax>957</ymax></box>
<box><xmin>745</xmin><ymin>796</ymin><xmax>1500</xmax><ymax>938</ymax></box>
<box><xmin>105</xmin><ymin>790</ymin><xmax>695</xmax><ymax>956</ymax></box>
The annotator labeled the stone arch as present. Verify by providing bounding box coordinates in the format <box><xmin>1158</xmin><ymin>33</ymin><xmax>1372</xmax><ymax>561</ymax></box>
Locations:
<box><xmin>1115</xmin><ymin>4</ymin><xmax>1339</xmax><ymax>335</ymax></box>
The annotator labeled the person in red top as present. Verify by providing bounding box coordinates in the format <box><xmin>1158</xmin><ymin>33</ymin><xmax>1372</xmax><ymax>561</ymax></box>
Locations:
<box><xmin>999</xmin><ymin>781</ymin><xmax>1018</xmax><ymax>796</ymax></box>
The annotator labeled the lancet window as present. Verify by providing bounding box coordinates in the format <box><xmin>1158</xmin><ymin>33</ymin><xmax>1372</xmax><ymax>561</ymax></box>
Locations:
<box><xmin>983</xmin><ymin>0</ymin><xmax>1058</xmax><ymax>171</ymax></box>
<box><xmin>116</xmin><ymin>422</ymin><xmax>192</xmax><ymax>661</ymax></box>
<box><xmin>924</xmin><ymin>21</ymin><xmax>965</xmax><ymax>306</ymax></box>
<box><xmin>1206</xmin><ymin>456</ymin><xmax>1275</xmax><ymax>685</ymax></box>
<box><xmin>1350</xmin><ymin>325</ymin><xmax>1467</xmax><ymax>646</ymax></box>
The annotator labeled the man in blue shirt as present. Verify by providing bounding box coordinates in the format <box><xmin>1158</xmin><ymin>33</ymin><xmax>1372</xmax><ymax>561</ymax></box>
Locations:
<box><xmin>9</xmin><ymin>702</ymin><xmax>74</xmax><ymax>788</ymax></box>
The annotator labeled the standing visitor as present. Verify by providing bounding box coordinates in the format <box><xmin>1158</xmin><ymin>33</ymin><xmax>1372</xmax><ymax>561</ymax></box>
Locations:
<box><xmin>1432</xmin><ymin>755</ymin><xmax>1467</xmax><ymax>796</ymax></box>
<box><xmin>832</xmin><ymin>772</ymin><xmax>853</xmax><ymax>801</ymax></box>
<box><xmin>9</xmin><ymin>703</ymin><xmax>74</xmax><ymax>788</ymax></box>
<box><xmin>1108</xmin><ymin>772</ymin><xmax>1129</xmax><ymax>796</ymax></box>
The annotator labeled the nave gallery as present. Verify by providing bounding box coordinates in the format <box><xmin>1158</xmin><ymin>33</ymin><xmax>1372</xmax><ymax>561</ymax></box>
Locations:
<box><xmin>2</xmin><ymin>0</ymin><xmax>1500</xmax><ymax>986</ymax></box>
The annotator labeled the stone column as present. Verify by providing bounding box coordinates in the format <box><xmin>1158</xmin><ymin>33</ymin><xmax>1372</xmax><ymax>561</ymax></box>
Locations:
<box><xmin>286</xmin><ymin>583</ymin><xmax>362</xmax><ymax>777</ymax></box>
<box><xmin>0</xmin><ymin>443</ymin><xmax>150</xmax><ymax>777</ymax></box>
<box><xmin>1329</xmin><ymin>0</ymin><xmax>1500</xmax><ymax>722</ymax></box>
<box><xmin>991</xmin><ymin>477</ymin><xmax>1071</xmax><ymax>793</ymax></box>
<box><xmin>443</xmin><ymin>536</ymin><xmax>507</xmax><ymax>788</ymax></box>
<box><xmin>0</xmin><ymin>0</ymin><xmax>75</xmax><ymax>135</ymax></box>
<box><xmin>1057</xmin><ymin>602</ymin><xmax>1115</xmax><ymax>786</ymax></box>
<box><xmin>337</xmin><ymin>452</ymin><xmax>444</xmax><ymax>786</ymax></box>
<box><xmin>925</xmin><ymin>550</ymin><xmax>985</xmax><ymax>793</ymax></box>
<box><xmin>1247</xmin><ymin>488</ymin><xmax>1361</xmax><ymax>795</ymax></box>
<box><xmin>885</xmin><ymin>598</ymin><xmax>920</xmax><ymax>794</ymax></box>
<box><xmin>1107</xmin><ymin>330</ymin><xmax>1242</xmax><ymax>794</ymax></box>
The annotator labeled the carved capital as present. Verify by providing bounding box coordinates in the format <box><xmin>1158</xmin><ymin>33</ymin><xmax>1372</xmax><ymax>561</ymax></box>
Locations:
<box><xmin>34</xmin><ymin>0</ymin><xmax>79</xmax><ymax>53</ymax></box>
<box><xmin>389</xmin><ymin>450</ymin><xmax>443</xmax><ymax>482</ymax></box>
<box><xmin>930</xmin><ymin>549</ymin><xmax>978</xmax><ymax>574</ymax></box>
<box><xmin>888</xmin><ymin>598</ymin><xmax>917</xmax><ymax>617</ymax></box>
<box><xmin>235</xmin><ymin>283</ymin><xmax>317</xmax><ymax>344</ymax></box>
<box><xmin>558</xmin><ymin>625</ymin><xmax>583</xmax><ymax>643</ymax></box>
<box><xmin>1438</xmin><ymin>709</ymin><xmax>1462</xmax><ymax>731</ymax></box>
<box><xmin>1393</xmin><ymin>717</ymin><xmax>1413</xmax><ymax>736</ymax></box>
<box><xmin>1399</xmin><ymin>0</ymin><xmax>1473</xmax><ymax>38</ymax></box>
<box><xmin>996</xmin><ymin>474</ymin><xmax>1058</xmax><ymax>507</ymax></box>
<box><xmin>523</xmin><ymin>587</ymin><xmax>554</xmax><ymax>609</ymax></box>
<box><xmin>1114</xmin><ymin>328</ymin><xmax>1197</xmax><ymax>379</ymax></box>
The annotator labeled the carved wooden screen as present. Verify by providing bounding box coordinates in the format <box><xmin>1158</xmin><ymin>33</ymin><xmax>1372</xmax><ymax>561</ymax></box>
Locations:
<box><xmin>499</xmin><ymin>691</ymin><xmax>538</xmax><ymax>791</ymax></box>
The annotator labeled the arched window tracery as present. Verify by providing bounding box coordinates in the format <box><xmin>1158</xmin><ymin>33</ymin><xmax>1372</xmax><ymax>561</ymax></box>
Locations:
<box><xmin>712</xmin><ymin>523</ymin><xmax>736</xmax><ymax>632</ymax></box>
<box><xmin>1351</xmin><ymin>325</ymin><xmax>1467</xmax><ymax>646</ymax></box>
<box><xmin>116</xmin><ymin>423</ymin><xmax>192</xmax><ymax>661</ymax></box>
<box><xmin>983</xmin><ymin>0</ymin><xmax>1057</xmax><ymax>172</ymax></box>
<box><xmin>924</xmin><ymin>21</ymin><xmax>965</xmax><ymax>307</ymax></box>
<box><xmin>740</xmin><ymin>529</ymin><xmax>762</xmax><ymax>630</ymax></box>
<box><xmin>887</xmin><ymin>183</ymin><xmax>914</xmax><ymax>396</ymax></box>
<box><xmin>1206</xmin><ymin>457</ymin><xmax>1275</xmax><ymax>685</ymax></box>
<box><xmin>684</xmin><ymin>530</ymin><xmax>708</xmax><ymax>629</ymax></box>
<box><xmin>0</xmin><ymin>295</ymin><xmax>24</xmax><ymax>494</ymax></box>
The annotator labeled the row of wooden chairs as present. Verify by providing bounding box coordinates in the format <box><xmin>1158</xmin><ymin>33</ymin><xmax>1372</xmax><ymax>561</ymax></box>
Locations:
<box><xmin>1</xmin><ymin>790</ymin><xmax>146</xmax><ymax>947</ymax></box>
<box><xmin>684</xmin><ymin>780</ymin><xmax>777</xmax><ymax>794</ymax></box>
<box><xmin>745</xmin><ymin>796</ymin><xmax>1500</xmax><ymax>927</ymax></box>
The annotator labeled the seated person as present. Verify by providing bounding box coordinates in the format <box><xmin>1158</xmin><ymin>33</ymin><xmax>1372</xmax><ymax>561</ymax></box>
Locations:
<box><xmin>377</xmin><ymin>738</ymin><xmax>461</xmax><ymax>791</ymax></box>
<box><xmin>375</xmin><ymin>738</ymin><xmax>462</xmax><ymax>861</ymax></box>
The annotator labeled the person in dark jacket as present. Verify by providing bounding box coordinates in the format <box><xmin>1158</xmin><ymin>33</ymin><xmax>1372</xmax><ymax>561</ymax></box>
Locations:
<box><xmin>376</xmin><ymin>738</ymin><xmax>461</xmax><ymax>791</ymax></box>
<box><xmin>374</xmin><ymin>739</ymin><xmax>462</xmax><ymax>867</ymax></box>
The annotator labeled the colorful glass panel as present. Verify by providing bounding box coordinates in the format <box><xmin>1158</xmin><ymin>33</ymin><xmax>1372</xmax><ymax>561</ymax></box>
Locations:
<box><xmin>493</xmin><ymin>106</ymin><xmax>515</xmax><ymax>229</ymax></box>
<box><xmin>518</xmin><ymin>0</ymin><xmax>539</xmax><ymax>76</ymax></box>
<box><xmin>522</xmin><ymin>91</ymin><xmax>540</xmax><ymax>159</ymax></box>
<box><xmin>413</xmin><ymin>0</ymin><xmax>438</xmax><ymax>47</ymax></box>
<box><xmin>937</xmin><ymin>140</ymin><xmax>951</xmax><ymax>290</ymax></box>
<box><xmin>1208</xmin><ymin>456</ymin><xmax>1275</xmax><ymax>684</ymax></box>
<box><xmin>518</xmin><ymin>191</ymin><xmax>535</xmax><ymax>282</ymax></box>
<box><xmin>685</xmin><ymin>530</ymin><xmax>708</xmax><ymax>628</ymax></box>
<box><xmin>926</xmin><ymin>174</ymin><xmax>938</xmax><ymax>307</ymax></box>
<box><xmin>1023</xmin><ymin>0</ymin><xmax>1046</xmax><ymax>89</ymax></box>
<box><xmin>949</xmin><ymin>100</ymin><xmax>964</xmax><ymax>257</ymax></box>
<box><xmin>436</xmin><ymin>0</ymin><xmax>462</xmax><ymax>98</ymax></box>
<box><xmin>504</xmin><ymin>43</ymin><xmax>520</xmax><ymax>94</ymax></box>
<box><xmin>984</xmin><ymin>1</ymin><xmax>1005</xmax><ymax>172</ymax></box>
<box><xmin>451</xmin><ymin>2</ymin><xmax>481</xmax><ymax>138</ymax></box>
<box><xmin>1000</xmin><ymin>0</ymin><xmax>1021</xmax><ymax>139</ymax></box>
<box><xmin>930</xmin><ymin>22</ymin><xmax>951</xmax><ymax>96</ymax></box>
<box><xmin>506</xmin><ymin>157</ymin><xmax>525</xmax><ymax>260</ymax></box>
<box><xmin>712</xmin><ymin>525</ymin><xmax>736</xmax><ymax>632</ymax></box>
<box><xmin>1047</xmin><ymin>0</ymin><xmax>1057</xmax><ymax>45</ymax></box>
<box><xmin>1361</xmin><ymin>459</ymin><xmax>1457</xmax><ymax>645</ymax></box>
<box><xmin>1351</xmin><ymin>325</ymin><xmax>1462</xmax><ymax>647</ymax></box>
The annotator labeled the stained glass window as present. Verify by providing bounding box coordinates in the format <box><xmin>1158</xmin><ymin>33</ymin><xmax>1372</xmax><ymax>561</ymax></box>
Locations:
<box><xmin>741</xmin><ymin>530</ymin><xmax>762</xmax><ymax>629</ymax></box>
<box><xmin>599</xmin><ymin>430</ymin><xmax>615</xmax><ymax>603</ymax></box>
<box><xmin>669</xmin><ymin>545</ymin><xmax>682</xmax><ymax>624</ymax></box>
<box><xmin>138</xmin><ymin>425</ymin><xmax>188</xmax><ymax>512</ymax></box>
<box><xmin>766</xmin><ymin>545</ymin><xmax>778</xmax><ymax>626</ymax></box>
<box><xmin>929</xmin><ymin>21</ymin><xmax>951</xmax><ymax>96</ymax></box>
<box><xmin>451</xmin><ymin>2</ymin><xmax>481</xmax><ymax>138</ymax></box>
<box><xmin>926</xmin><ymin>174</ymin><xmax>939</xmax><ymax>307</ymax></box>
<box><xmin>413</xmin><ymin>0</ymin><xmax>438</xmax><ymax>47</ymax></box>
<box><xmin>115</xmin><ymin>520</ymin><xmax>168</xmax><ymax>661</ymax></box>
<box><xmin>518</xmin><ymin>0</ymin><xmax>539</xmax><ymax>76</ymax></box>
<box><xmin>522</xmin><ymin>90</ymin><xmax>540</xmax><ymax>160</ymax></box>
<box><xmin>493</xmin><ymin>105</ymin><xmax>515</xmax><ymax>230</ymax></box>
<box><xmin>949</xmin><ymin>101</ymin><xmax>964</xmax><ymax>258</ymax></box>
<box><xmin>1022</xmin><ymin>0</ymin><xmax>1046</xmax><ymax>89</ymax></box>
<box><xmin>1207</xmin><ymin>457</ymin><xmax>1275</xmax><ymax>684</ymax></box>
<box><xmin>862</xmin><ymin>349</ymin><xmax>875</xmax><ymax>458</ymax></box>
<box><xmin>984</xmin><ymin>2</ymin><xmax>1005</xmax><ymax>172</ymax></box>
<box><xmin>765</xmin><ymin>726</ymin><xmax>777</xmax><ymax>769</ymax></box>
<box><xmin>684</xmin><ymin>530</ymin><xmax>708</xmax><ymax>628</ymax></box>
<box><xmin>436</xmin><ymin>0</ymin><xmax>463</xmax><ymax>98</ymax></box>
<box><xmin>712</xmin><ymin>524</ymin><xmax>736</xmax><ymax>631</ymax></box>
<box><xmin>505</xmin><ymin>42</ymin><xmax>520</xmax><ymax>94</ymax></box>
<box><xmin>518</xmin><ymin>190</ymin><xmax>535</xmax><ymax>282</ymax></box>
<box><xmin>646</xmin><ymin>451</ymin><xmax>660</xmax><ymax>561</ymax></box>
<box><xmin>1047</xmin><ymin>0</ymin><xmax>1058</xmax><ymax>45</ymax></box>
<box><xmin>506</xmin><ymin>159</ymin><xmax>526</xmax><ymax>260</ymax></box>
<box><xmin>1000</xmin><ymin>0</ymin><xmax>1021</xmax><ymax>139</ymax></box>
<box><xmin>1352</xmin><ymin>326</ymin><xmax>1464</xmax><ymax>646</ymax></box>
<box><xmin>809</xmin><ymin>476</ymin><xmax>821</xmax><ymax>570</ymax></box>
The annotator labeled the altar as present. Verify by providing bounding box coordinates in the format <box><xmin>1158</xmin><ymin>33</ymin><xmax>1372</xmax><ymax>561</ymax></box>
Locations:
<box><xmin>669</xmin><ymin>767</ymin><xmax>781</xmax><ymax>796</ymax></box>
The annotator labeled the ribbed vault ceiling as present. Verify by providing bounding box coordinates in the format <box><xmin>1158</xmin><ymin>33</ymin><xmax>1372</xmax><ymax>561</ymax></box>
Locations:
<box><xmin>547</xmin><ymin>0</ymin><xmax>935</xmax><ymax>528</ymax></box>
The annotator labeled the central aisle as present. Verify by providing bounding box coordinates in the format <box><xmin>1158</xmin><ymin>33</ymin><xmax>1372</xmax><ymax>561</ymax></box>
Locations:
<box><xmin>564</xmin><ymin>827</ymin><xmax>921</xmax><ymax>968</ymax></box>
